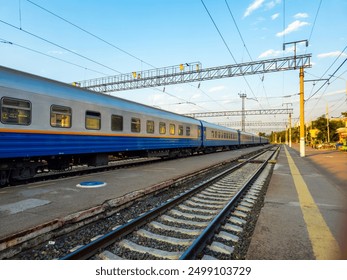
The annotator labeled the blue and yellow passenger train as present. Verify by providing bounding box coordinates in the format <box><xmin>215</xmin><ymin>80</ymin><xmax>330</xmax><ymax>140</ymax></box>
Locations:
<box><xmin>0</xmin><ymin>66</ymin><xmax>268</xmax><ymax>185</ymax></box>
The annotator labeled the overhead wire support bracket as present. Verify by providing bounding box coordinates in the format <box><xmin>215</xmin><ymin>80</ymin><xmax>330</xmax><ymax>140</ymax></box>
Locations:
<box><xmin>76</xmin><ymin>54</ymin><xmax>312</xmax><ymax>93</ymax></box>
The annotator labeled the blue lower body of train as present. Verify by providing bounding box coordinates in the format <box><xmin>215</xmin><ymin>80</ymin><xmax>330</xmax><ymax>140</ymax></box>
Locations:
<box><xmin>203</xmin><ymin>139</ymin><xmax>240</xmax><ymax>147</ymax></box>
<box><xmin>0</xmin><ymin>131</ymin><xmax>202</xmax><ymax>159</ymax></box>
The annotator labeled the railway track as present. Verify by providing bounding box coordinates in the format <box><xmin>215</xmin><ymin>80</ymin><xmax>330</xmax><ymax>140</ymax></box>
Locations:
<box><xmin>60</xmin><ymin>146</ymin><xmax>278</xmax><ymax>260</ymax></box>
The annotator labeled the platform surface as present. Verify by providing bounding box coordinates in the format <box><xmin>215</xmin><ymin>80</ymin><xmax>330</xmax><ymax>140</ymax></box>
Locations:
<box><xmin>247</xmin><ymin>144</ymin><xmax>347</xmax><ymax>260</ymax></box>
<box><xmin>0</xmin><ymin>146</ymin><xmax>261</xmax><ymax>240</ymax></box>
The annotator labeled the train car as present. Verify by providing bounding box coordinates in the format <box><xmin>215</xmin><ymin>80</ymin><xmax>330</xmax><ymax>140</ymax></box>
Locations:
<box><xmin>260</xmin><ymin>136</ymin><xmax>269</xmax><ymax>145</ymax></box>
<box><xmin>253</xmin><ymin>134</ymin><xmax>260</xmax><ymax>144</ymax></box>
<box><xmin>200</xmin><ymin>120</ymin><xmax>240</xmax><ymax>152</ymax></box>
<box><xmin>0</xmin><ymin>65</ymin><xmax>267</xmax><ymax>186</ymax></box>
<box><xmin>0</xmin><ymin>66</ymin><xmax>202</xmax><ymax>185</ymax></box>
<box><xmin>239</xmin><ymin>130</ymin><xmax>256</xmax><ymax>146</ymax></box>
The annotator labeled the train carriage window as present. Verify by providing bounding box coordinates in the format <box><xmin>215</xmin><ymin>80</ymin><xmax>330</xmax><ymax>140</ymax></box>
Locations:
<box><xmin>50</xmin><ymin>105</ymin><xmax>71</xmax><ymax>128</ymax></box>
<box><xmin>187</xmin><ymin>126</ymin><xmax>191</xmax><ymax>136</ymax></box>
<box><xmin>178</xmin><ymin>125</ymin><xmax>183</xmax><ymax>136</ymax></box>
<box><xmin>169</xmin><ymin>124</ymin><xmax>175</xmax><ymax>135</ymax></box>
<box><xmin>146</xmin><ymin>120</ymin><xmax>155</xmax><ymax>134</ymax></box>
<box><xmin>111</xmin><ymin>115</ymin><xmax>123</xmax><ymax>131</ymax></box>
<box><xmin>131</xmin><ymin>118</ymin><xmax>141</xmax><ymax>133</ymax></box>
<box><xmin>86</xmin><ymin>111</ymin><xmax>101</xmax><ymax>130</ymax></box>
<box><xmin>1</xmin><ymin>97</ymin><xmax>31</xmax><ymax>125</ymax></box>
<box><xmin>159</xmin><ymin>122</ymin><xmax>166</xmax><ymax>134</ymax></box>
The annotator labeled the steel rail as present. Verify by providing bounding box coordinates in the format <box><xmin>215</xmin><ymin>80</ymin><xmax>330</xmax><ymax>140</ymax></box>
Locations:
<box><xmin>60</xmin><ymin>148</ymin><xmax>270</xmax><ymax>260</ymax></box>
<box><xmin>179</xmin><ymin>147</ymin><xmax>277</xmax><ymax>259</ymax></box>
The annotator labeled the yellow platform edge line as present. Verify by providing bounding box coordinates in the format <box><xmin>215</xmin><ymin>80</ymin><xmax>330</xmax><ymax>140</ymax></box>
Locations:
<box><xmin>284</xmin><ymin>145</ymin><xmax>341</xmax><ymax>259</ymax></box>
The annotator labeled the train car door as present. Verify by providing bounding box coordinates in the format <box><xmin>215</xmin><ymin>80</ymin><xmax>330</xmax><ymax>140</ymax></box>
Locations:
<box><xmin>237</xmin><ymin>130</ymin><xmax>241</xmax><ymax>146</ymax></box>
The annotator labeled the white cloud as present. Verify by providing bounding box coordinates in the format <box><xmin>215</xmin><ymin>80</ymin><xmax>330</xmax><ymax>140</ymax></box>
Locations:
<box><xmin>276</xmin><ymin>20</ymin><xmax>309</xmax><ymax>37</ymax></box>
<box><xmin>325</xmin><ymin>89</ymin><xmax>346</xmax><ymax>97</ymax></box>
<box><xmin>151</xmin><ymin>93</ymin><xmax>167</xmax><ymax>104</ymax></box>
<box><xmin>317</xmin><ymin>51</ymin><xmax>347</xmax><ymax>58</ymax></box>
<box><xmin>209</xmin><ymin>85</ymin><xmax>226</xmax><ymax>93</ymax></box>
<box><xmin>191</xmin><ymin>93</ymin><xmax>202</xmax><ymax>100</ymax></box>
<box><xmin>271</xmin><ymin>13</ymin><xmax>280</xmax><ymax>20</ymax></box>
<box><xmin>243</xmin><ymin>0</ymin><xmax>265</xmax><ymax>18</ymax></box>
<box><xmin>294</xmin><ymin>13</ymin><xmax>309</xmax><ymax>19</ymax></box>
<box><xmin>258</xmin><ymin>46</ymin><xmax>295</xmax><ymax>58</ymax></box>
<box><xmin>266</xmin><ymin>0</ymin><xmax>282</xmax><ymax>10</ymax></box>
<box><xmin>258</xmin><ymin>49</ymin><xmax>281</xmax><ymax>58</ymax></box>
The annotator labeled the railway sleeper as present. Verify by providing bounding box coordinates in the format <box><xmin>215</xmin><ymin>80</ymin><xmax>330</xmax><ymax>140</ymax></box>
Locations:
<box><xmin>206</xmin><ymin>241</ymin><xmax>235</xmax><ymax>257</ymax></box>
<box><xmin>115</xmin><ymin>239</ymin><xmax>182</xmax><ymax>260</ymax></box>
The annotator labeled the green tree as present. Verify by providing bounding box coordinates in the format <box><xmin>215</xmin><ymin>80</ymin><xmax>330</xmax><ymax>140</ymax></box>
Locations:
<box><xmin>312</xmin><ymin>115</ymin><xmax>345</xmax><ymax>142</ymax></box>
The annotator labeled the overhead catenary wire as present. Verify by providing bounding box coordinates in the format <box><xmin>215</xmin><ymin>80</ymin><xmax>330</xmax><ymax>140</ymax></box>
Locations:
<box><xmin>200</xmin><ymin>0</ymin><xmax>237</xmax><ymax>63</ymax></box>
<box><xmin>224</xmin><ymin>0</ymin><xmax>253</xmax><ymax>63</ymax></box>
<box><xmin>0</xmin><ymin>38</ymin><xmax>110</xmax><ymax>76</ymax></box>
<box><xmin>224</xmin><ymin>0</ymin><xmax>270</xmax><ymax>107</ymax></box>
<box><xmin>149</xmin><ymin>87</ymin><xmax>210</xmax><ymax>112</ymax></box>
<box><xmin>317</xmin><ymin>45</ymin><xmax>347</xmax><ymax>83</ymax></box>
<box><xmin>306</xmin><ymin>56</ymin><xmax>347</xmax><ymax>119</ymax></box>
<box><xmin>0</xmin><ymin>19</ymin><xmax>123</xmax><ymax>74</ymax></box>
<box><xmin>10</xmin><ymin>1</ymin><xmax>266</xmax><ymax>116</ymax></box>
<box><xmin>0</xmin><ymin>9</ymin><xmax>213</xmax><ymax>112</ymax></box>
<box><xmin>26</xmin><ymin>0</ymin><xmax>156</xmax><ymax>69</ymax></box>
<box><xmin>25</xmin><ymin>0</ymin><xmax>228</xmax><ymax>112</ymax></box>
<box><xmin>200</xmin><ymin>0</ymin><xmax>260</xmax><ymax>105</ymax></box>
<box><xmin>307</xmin><ymin>52</ymin><xmax>347</xmax><ymax>101</ymax></box>
<box><xmin>281</xmin><ymin>0</ymin><xmax>286</xmax><ymax>106</ymax></box>
<box><xmin>307</xmin><ymin>0</ymin><xmax>323</xmax><ymax>44</ymax></box>
<box><xmin>301</xmin><ymin>0</ymin><xmax>323</xmax><ymax>100</ymax></box>
<box><xmin>0</xmin><ymin>38</ymin><xmax>208</xmax><ymax>109</ymax></box>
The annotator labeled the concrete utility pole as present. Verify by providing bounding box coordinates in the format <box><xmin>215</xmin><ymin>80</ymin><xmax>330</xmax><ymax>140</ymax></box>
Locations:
<box><xmin>285</xmin><ymin>124</ymin><xmax>288</xmax><ymax>145</ymax></box>
<box><xmin>299</xmin><ymin>67</ymin><xmax>305</xmax><ymax>157</ymax></box>
<box><xmin>283</xmin><ymin>39</ymin><xmax>309</xmax><ymax>157</ymax></box>
<box><xmin>326</xmin><ymin>104</ymin><xmax>330</xmax><ymax>143</ymax></box>
<box><xmin>289</xmin><ymin>112</ymin><xmax>292</xmax><ymax>147</ymax></box>
<box><xmin>283</xmin><ymin>102</ymin><xmax>293</xmax><ymax>147</ymax></box>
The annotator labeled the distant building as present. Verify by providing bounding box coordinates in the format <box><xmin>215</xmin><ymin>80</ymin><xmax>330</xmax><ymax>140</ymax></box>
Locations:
<box><xmin>337</xmin><ymin>127</ymin><xmax>347</xmax><ymax>142</ymax></box>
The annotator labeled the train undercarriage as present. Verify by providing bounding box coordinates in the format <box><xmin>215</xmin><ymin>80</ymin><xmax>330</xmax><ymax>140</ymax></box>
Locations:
<box><xmin>0</xmin><ymin>144</ymin><xmax>264</xmax><ymax>187</ymax></box>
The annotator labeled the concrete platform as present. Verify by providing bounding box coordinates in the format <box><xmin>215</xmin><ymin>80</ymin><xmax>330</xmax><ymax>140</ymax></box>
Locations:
<box><xmin>247</xmin><ymin>144</ymin><xmax>347</xmax><ymax>260</ymax></box>
<box><xmin>0</xmin><ymin>146</ymin><xmax>263</xmax><ymax>241</ymax></box>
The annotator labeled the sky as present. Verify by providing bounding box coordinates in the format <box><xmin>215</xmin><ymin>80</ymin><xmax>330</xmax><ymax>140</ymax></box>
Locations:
<box><xmin>1</xmin><ymin>0</ymin><xmax>346</xmax><ymax>134</ymax></box>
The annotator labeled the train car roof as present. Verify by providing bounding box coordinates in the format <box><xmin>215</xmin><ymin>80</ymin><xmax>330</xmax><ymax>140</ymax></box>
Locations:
<box><xmin>0</xmin><ymin>66</ymin><xmax>200</xmax><ymax>125</ymax></box>
<box><xmin>240</xmin><ymin>130</ymin><xmax>258</xmax><ymax>136</ymax></box>
<box><xmin>199</xmin><ymin>120</ymin><xmax>239</xmax><ymax>133</ymax></box>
